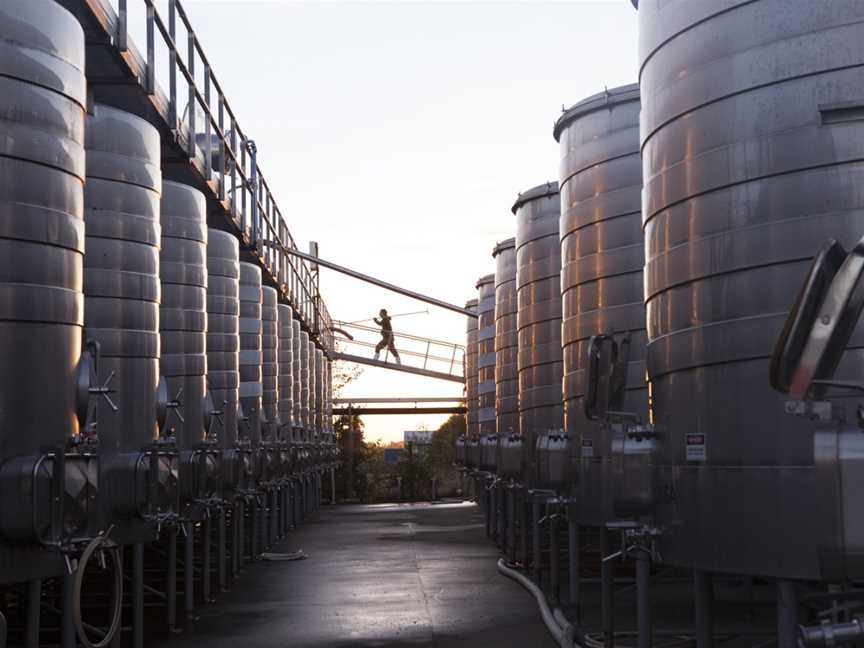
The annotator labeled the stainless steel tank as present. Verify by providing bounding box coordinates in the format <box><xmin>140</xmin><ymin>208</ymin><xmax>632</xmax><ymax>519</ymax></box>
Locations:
<box><xmin>84</xmin><ymin>103</ymin><xmax>162</xmax><ymax>542</ymax></box>
<box><xmin>277</xmin><ymin>305</ymin><xmax>295</xmax><ymax>437</ymax></box>
<box><xmin>314</xmin><ymin>347</ymin><xmax>325</xmax><ymax>438</ymax></box>
<box><xmin>555</xmin><ymin>84</ymin><xmax>645</xmax><ymax>524</ymax></box>
<box><xmin>291</xmin><ymin>320</ymin><xmax>303</xmax><ymax>442</ymax></box>
<box><xmin>261</xmin><ymin>286</ymin><xmax>279</xmax><ymax>437</ymax></box>
<box><xmin>160</xmin><ymin>181</ymin><xmax>208</xmax><ymax>449</ymax></box>
<box><xmin>299</xmin><ymin>330</ymin><xmax>311</xmax><ymax>440</ymax></box>
<box><xmin>639</xmin><ymin>0</ymin><xmax>864</xmax><ymax>580</ymax></box>
<box><xmin>308</xmin><ymin>339</ymin><xmax>318</xmax><ymax>441</ymax></box>
<box><xmin>476</xmin><ymin>275</ymin><xmax>496</xmax><ymax>436</ymax></box>
<box><xmin>206</xmin><ymin>230</ymin><xmax>240</xmax><ymax>452</ymax></box>
<box><xmin>160</xmin><ymin>181</ymin><xmax>210</xmax><ymax>512</ymax></box>
<box><xmin>493</xmin><ymin>239</ymin><xmax>519</xmax><ymax>438</ymax></box>
<box><xmin>465</xmin><ymin>299</ymin><xmax>479</xmax><ymax>440</ymax></box>
<box><xmin>513</xmin><ymin>183</ymin><xmax>563</xmax><ymax>486</ymax></box>
<box><xmin>238</xmin><ymin>262</ymin><xmax>263</xmax><ymax>446</ymax></box>
<box><xmin>0</xmin><ymin>0</ymin><xmax>87</xmax><ymax>573</ymax></box>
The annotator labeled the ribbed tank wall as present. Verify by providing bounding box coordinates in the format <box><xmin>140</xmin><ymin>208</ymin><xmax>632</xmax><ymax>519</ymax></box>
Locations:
<box><xmin>261</xmin><ymin>286</ymin><xmax>279</xmax><ymax>437</ymax></box>
<box><xmin>476</xmin><ymin>275</ymin><xmax>496</xmax><ymax>438</ymax></box>
<box><xmin>206</xmin><ymin>230</ymin><xmax>240</xmax><ymax>447</ymax></box>
<box><xmin>84</xmin><ymin>104</ymin><xmax>162</xmax><ymax>451</ymax></box>
<box><xmin>639</xmin><ymin>0</ymin><xmax>864</xmax><ymax>579</ymax></box>
<box><xmin>0</xmin><ymin>0</ymin><xmax>86</xmax><ymax>457</ymax></box>
<box><xmin>291</xmin><ymin>320</ymin><xmax>302</xmax><ymax>436</ymax></box>
<box><xmin>299</xmin><ymin>330</ymin><xmax>311</xmax><ymax>434</ymax></box>
<box><xmin>493</xmin><ymin>239</ymin><xmax>518</xmax><ymax>438</ymax></box>
<box><xmin>308</xmin><ymin>340</ymin><xmax>318</xmax><ymax>438</ymax></box>
<box><xmin>238</xmin><ymin>262</ymin><xmax>262</xmax><ymax>445</ymax></box>
<box><xmin>314</xmin><ymin>348</ymin><xmax>325</xmax><ymax>437</ymax></box>
<box><xmin>555</xmin><ymin>84</ymin><xmax>644</xmax><ymax>524</ymax></box>
<box><xmin>277</xmin><ymin>305</ymin><xmax>295</xmax><ymax>435</ymax></box>
<box><xmin>514</xmin><ymin>183</ymin><xmax>562</xmax><ymax>486</ymax></box>
<box><xmin>464</xmin><ymin>299</ymin><xmax>479</xmax><ymax>439</ymax></box>
<box><xmin>324</xmin><ymin>358</ymin><xmax>333</xmax><ymax>437</ymax></box>
<box><xmin>159</xmin><ymin>181</ymin><xmax>208</xmax><ymax>448</ymax></box>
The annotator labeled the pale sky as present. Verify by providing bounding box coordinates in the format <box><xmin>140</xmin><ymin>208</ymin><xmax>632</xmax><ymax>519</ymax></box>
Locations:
<box><xmin>121</xmin><ymin>0</ymin><xmax>639</xmax><ymax>444</ymax></box>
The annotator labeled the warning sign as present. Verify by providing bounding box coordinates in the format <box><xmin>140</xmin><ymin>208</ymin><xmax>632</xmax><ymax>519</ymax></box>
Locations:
<box><xmin>685</xmin><ymin>433</ymin><xmax>706</xmax><ymax>462</ymax></box>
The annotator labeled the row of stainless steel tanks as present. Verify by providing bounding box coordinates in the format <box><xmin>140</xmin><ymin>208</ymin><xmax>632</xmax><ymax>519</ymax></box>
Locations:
<box><xmin>0</xmin><ymin>1</ymin><xmax>337</xmax><ymax>646</ymax></box>
<box><xmin>456</xmin><ymin>2</ymin><xmax>864</xmax><ymax>646</ymax></box>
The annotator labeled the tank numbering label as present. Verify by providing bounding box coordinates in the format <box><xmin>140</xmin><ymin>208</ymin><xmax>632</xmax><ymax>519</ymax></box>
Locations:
<box><xmin>685</xmin><ymin>433</ymin><xmax>707</xmax><ymax>462</ymax></box>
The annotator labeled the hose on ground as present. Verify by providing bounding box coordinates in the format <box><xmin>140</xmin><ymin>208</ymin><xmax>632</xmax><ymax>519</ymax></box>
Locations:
<box><xmin>497</xmin><ymin>558</ymin><xmax>580</xmax><ymax>648</ymax></box>
<box><xmin>73</xmin><ymin>533</ymin><xmax>123</xmax><ymax>648</ymax></box>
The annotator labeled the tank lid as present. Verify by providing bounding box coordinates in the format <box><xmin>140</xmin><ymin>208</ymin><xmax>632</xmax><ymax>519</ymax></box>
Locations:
<box><xmin>511</xmin><ymin>181</ymin><xmax>559</xmax><ymax>214</ymax></box>
<box><xmin>476</xmin><ymin>273</ymin><xmax>495</xmax><ymax>289</ymax></box>
<box><xmin>553</xmin><ymin>83</ymin><xmax>640</xmax><ymax>141</ymax></box>
<box><xmin>493</xmin><ymin>237</ymin><xmax>516</xmax><ymax>256</ymax></box>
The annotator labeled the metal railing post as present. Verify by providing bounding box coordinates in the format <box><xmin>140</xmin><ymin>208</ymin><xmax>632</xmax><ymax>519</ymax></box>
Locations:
<box><xmin>168</xmin><ymin>0</ymin><xmax>177</xmax><ymax>127</ymax></box>
<box><xmin>118</xmin><ymin>0</ymin><xmax>128</xmax><ymax>51</ymax></box>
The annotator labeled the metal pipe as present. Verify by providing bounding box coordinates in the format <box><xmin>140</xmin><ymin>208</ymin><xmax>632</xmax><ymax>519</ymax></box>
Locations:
<box><xmin>568</xmin><ymin>517</ymin><xmax>579</xmax><ymax>614</ymax></box>
<box><xmin>637</xmin><ymin>550</ymin><xmax>651</xmax><ymax>648</ymax></box>
<box><xmin>331</xmin><ymin>468</ymin><xmax>336</xmax><ymax>505</ymax></box>
<box><xmin>777</xmin><ymin>580</ymin><xmax>799</xmax><ymax>648</ymax></box>
<box><xmin>799</xmin><ymin>619</ymin><xmax>864</xmax><ymax>646</ymax></box>
<box><xmin>334</xmin><ymin>397</ymin><xmax>465</xmax><ymax>404</ymax></box>
<box><xmin>520</xmin><ymin>491</ymin><xmax>529</xmax><ymax>569</ymax></box>
<box><xmin>694</xmin><ymin>570</ymin><xmax>714</xmax><ymax>648</ymax></box>
<box><xmin>283</xmin><ymin>247</ymin><xmax>476</xmax><ymax>317</ymax></box>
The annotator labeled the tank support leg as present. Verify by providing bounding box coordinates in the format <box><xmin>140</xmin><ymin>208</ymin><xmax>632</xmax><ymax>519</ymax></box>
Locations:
<box><xmin>550</xmin><ymin>514</ymin><xmax>560</xmax><ymax>604</ymax></box>
<box><xmin>601</xmin><ymin>528</ymin><xmax>615</xmax><ymax>648</ymax></box>
<box><xmin>532</xmin><ymin>500</ymin><xmax>541</xmax><ymax>582</ymax></box>
<box><xmin>184</xmin><ymin>522</ymin><xmax>194</xmax><ymax>620</ymax></box>
<box><xmin>202</xmin><ymin>515</ymin><xmax>212</xmax><ymax>602</ymax></box>
<box><xmin>520</xmin><ymin>491</ymin><xmax>529</xmax><ymax>568</ymax></box>
<box><xmin>636</xmin><ymin>549</ymin><xmax>651</xmax><ymax>648</ymax></box>
<box><xmin>251</xmin><ymin>498</ymin><xmax>259</xmax><ymax>560</ymax></box>
<box><xmin>777</xmin><ymin>580</ymin><xmax>799</xmax><ymax>648</ymax></box>
<box><xmin>62</xmin><ymin>570</ymin><xmax>75</xmax><ymax>648</ymax></box>
<box><xmin>133</xmin><ymin>543</ymin><xmax>144</xmax><ymax>648</ymax></box>
<box><xmin>507</xmin><ymin>488</ymin><xmax>516</xmax><ymax>564</ymax></box>
<box><xmin>24</xmin><ymin>579</ymin><xmax>40</xmax><ymax>648</ymax></box>
<box><xmin>218</xmin><ymin>507</ymin><xmax>227</xmax><ymax>592</ymax></box>
<box><xmin>331</xmin><ymin>468</ymin><xmax>336</xmax><ymax>504</ymax></box>
<box><xmin>167</xmin><ymin>527</ymin><xmax>177</xmax><ymax>632</ymax></box>
<box><xmin>568</xmin><ymin>516</ymin><xmax>579</xmax><ymax>614</ymax></box>
<box><xmin>235</xmin><ymin>500</ymin><xmax>243</xmax><ymax>576</ymax></box>
<box><xmin>694</xmin><ymin>570</ymin><xmax>714</xmax><ymax>648</ymax></box>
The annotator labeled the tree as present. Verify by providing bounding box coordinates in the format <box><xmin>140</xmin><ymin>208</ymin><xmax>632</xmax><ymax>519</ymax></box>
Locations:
<box><xmin>428</xmin><ymin>414</ymin><xmax>465</xmax><ymax>470</ymax></box>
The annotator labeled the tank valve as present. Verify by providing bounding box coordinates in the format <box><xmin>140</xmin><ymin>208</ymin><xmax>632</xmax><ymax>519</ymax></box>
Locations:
<box><xmin>799</xmin><ymin>618</ymin><xmax>864</xmax><ymax>647</ymax></box>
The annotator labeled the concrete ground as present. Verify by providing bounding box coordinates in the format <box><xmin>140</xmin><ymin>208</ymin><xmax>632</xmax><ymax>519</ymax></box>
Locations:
<box><xmin>155</xmin><ymin>501</ymin><xmax>557</xmax><ymax>648</ymax></box>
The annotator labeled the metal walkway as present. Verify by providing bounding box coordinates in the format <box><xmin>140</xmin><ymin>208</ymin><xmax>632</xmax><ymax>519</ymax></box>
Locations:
<box><xmin>332</xmin><ymin>352</ymin><xmax>465</xmax><ymax>384</ymax></box>
<box><xmin>333</xmin><ymin>321</ymin><xmax>465</xmax><ymax>383</ymax></box>
<box><xmin>58</xmin><ymin>0</ymin><xmax>333</xmax><ymax>348</ymax></box>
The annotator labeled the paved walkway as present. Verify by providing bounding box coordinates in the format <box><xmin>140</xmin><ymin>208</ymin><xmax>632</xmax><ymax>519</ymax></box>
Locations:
<box><xmin>157</xmin><ymin>501</ymin><xmax>556</xmax><ymax>647</ymax></box>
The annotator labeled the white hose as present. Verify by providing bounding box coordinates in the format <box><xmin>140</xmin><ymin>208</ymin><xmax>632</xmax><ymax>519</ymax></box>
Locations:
<box><xmin>497</xmin><ymin>559</ymin><xmax>580</xmax><ymax>648</ymax></box>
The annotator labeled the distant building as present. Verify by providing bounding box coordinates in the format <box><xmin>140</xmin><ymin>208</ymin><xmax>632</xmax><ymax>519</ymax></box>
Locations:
<box><xmin>404</xmin><ymin>430</ymin><xmax>432</xmax><ymax>446</ymax></box>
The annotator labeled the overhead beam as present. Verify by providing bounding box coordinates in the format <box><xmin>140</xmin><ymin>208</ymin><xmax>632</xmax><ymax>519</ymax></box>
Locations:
<box><xmin>284</xmin><ymin>248</ymin><xmax>477</xmax><ymax>318</ymax></box>
<box><xmin>334</xmin><ymin>397</ymin><xmax>465</xmax><ymax>404</ymax></box>
<box><xmin>332</xmin><ymin>352</ymin><xmax>464</xmax><ymax>384</ymax></box>
<box><xmin>333</xmin><ymin>407</ymin><xmax>466</xmax><ymax>416</ymax></box>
